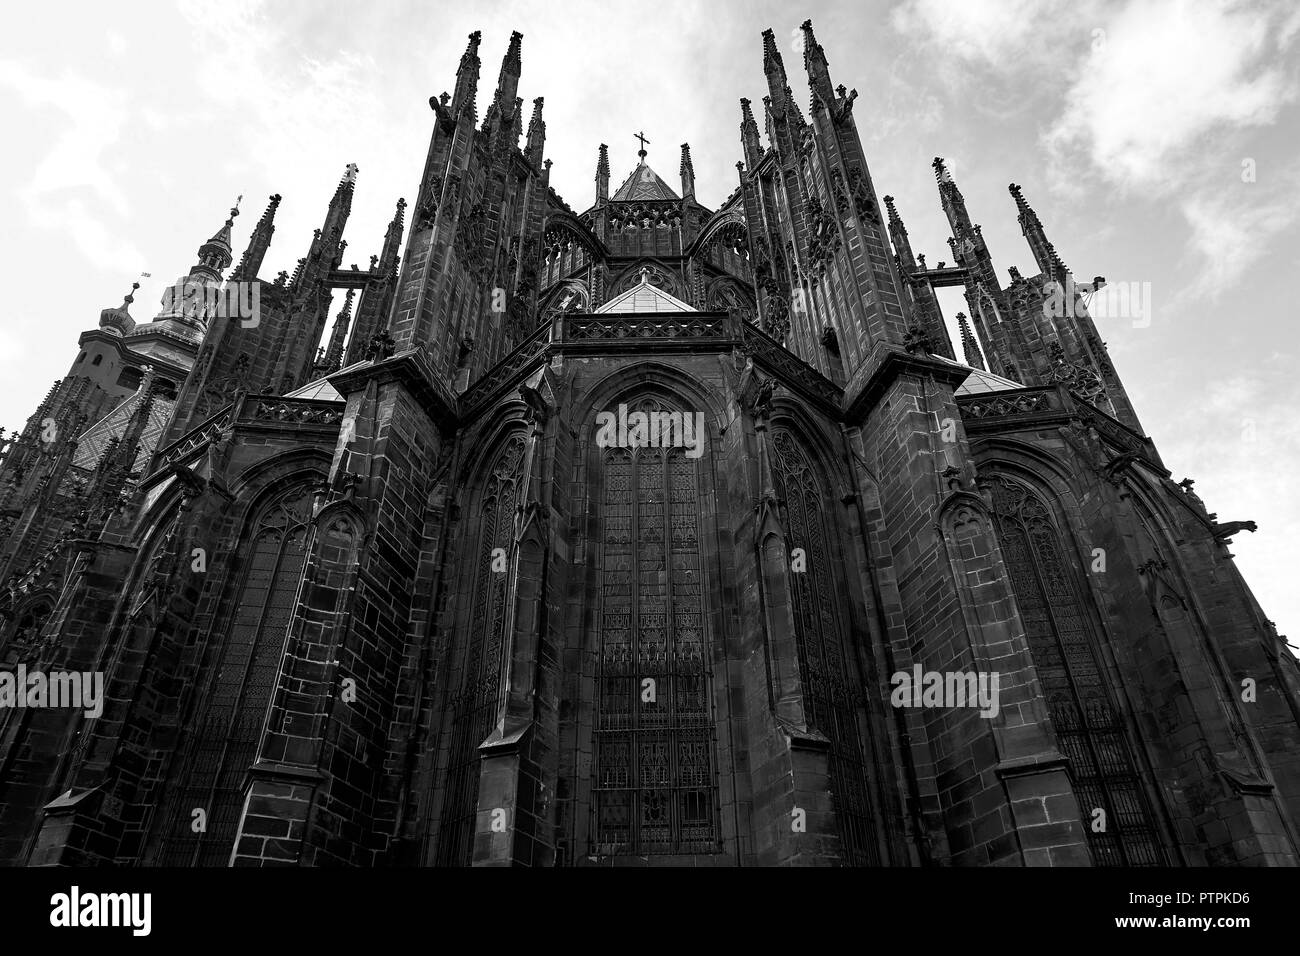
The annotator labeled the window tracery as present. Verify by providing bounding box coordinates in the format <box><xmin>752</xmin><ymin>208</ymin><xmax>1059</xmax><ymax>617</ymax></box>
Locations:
<box><xmin>769</xmin><ymin>428</ymin><xmax>878</xmax><ymax>865</ymax></box>
<box><xmin>148</xmin><ymin>481</ymin><xmax>314</xmax><ymax>865</ymax></box>
<box><xmin>437</xmin><ymin>433</ymin><xmax>527</xmax><ymax>865</ymax></box>
<box><xmin>592</xmin><ymin>399</ymin><xmax>719</xmax><ymax>855</ymax></box>
<box><xmin>989</xmin><ymin>476</ymin><xmax>1164</xmax><ymax>866</ymax></box>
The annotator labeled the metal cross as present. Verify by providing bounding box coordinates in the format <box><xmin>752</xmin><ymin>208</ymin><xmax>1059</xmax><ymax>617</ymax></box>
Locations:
<box><xmin>634</xmin><ymin>130</ymin><xmax>650</xmax><ymax>154</ymax></box>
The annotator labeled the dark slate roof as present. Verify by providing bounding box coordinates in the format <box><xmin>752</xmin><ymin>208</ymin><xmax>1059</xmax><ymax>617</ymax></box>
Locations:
<box><xmin>611</xmin><ymin>161</ymin><xmax>680</xmax><ymax>201</ymax></box>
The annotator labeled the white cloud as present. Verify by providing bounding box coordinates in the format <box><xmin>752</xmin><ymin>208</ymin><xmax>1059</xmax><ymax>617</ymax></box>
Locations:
<box><xmin>1044</xmin><ymin>0</ymin><xmax>1297</xmax><ymax>190</ymax></box>
<box><xmin>0</xmin><ymin>59</ymin><xmax>146</xmax><ymax>271</ymax></box>
<box><xmin>891</xmin><ymin>0</ymin><xmax>1076</xmax><ymax>68</ymax></box>
<box><xmin>1178</xmin><ymin>170</ymin><xmax>1300</xmax><ymax>299</ymax></box>
<box><xmin>0</xmin><ymin>325</ymin><xmax>29</xmax><ymax>366</ymax></box>
<box><xmin>869</xmin><ymin>55</ymin><xmax>944</xmax><ymax>141</ymax></box>
<box><xmin>891</xmin><ymin>0</ymin><xmax>1089</xmax><ymax>118</ymax></box>
<box><xmin>895</xmin><ymin>0</ymin><xmax>1300</xmax><ymax>299</ymax></box>
<box><xmin>1148</xmin><ymin>363</ymin><xmax>1300</xmax><ymax>643</ymax></box>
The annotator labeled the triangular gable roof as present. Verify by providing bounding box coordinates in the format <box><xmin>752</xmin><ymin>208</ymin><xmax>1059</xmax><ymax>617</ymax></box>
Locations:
<box><xmin>611</xmin><ymin>161</ymin><xmax>680</xmax><ymax>202</ymax></box>
<box><xmin>285</xmin><ymin>377</ymin><xmax>344</xmax><ymax>402</ymax></box>
<box><xmin>955</xmin><ymin>365</ymin><xmax>1023</xmax><ymax>395</ymax></box>
<box><xmin>596</xmin><ymin>270</ymin><xmax>694</xmax><ymax>313</ymax></box>
<box><xmin>932</xmin><ymin>354</ymin><xmax>1023</xmax><ymax>396</ymax></box>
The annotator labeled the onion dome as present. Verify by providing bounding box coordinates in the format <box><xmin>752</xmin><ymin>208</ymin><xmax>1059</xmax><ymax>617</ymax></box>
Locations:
<box><xmin>99</xmin><ymin>281</ymin><xmax>140</xmax><ymax>336</ymax></box>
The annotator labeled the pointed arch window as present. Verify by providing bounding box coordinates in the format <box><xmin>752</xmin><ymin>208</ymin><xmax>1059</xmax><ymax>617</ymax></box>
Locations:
<box><xmin>769</xmin><ymin>427</ymin><xmax>878</xmax><ymax>865</ymax></box>
<box><xmin>592</xmin><ymin>400</ymin><xmax>719</xmax><ymax>855</ymax></box>
<box><xmin>437</xmin><ymin>433</ymin><xmax>527</xmax><ymax>866</ymax></box>
<box><xmin>989</xmin><ymin>475</ymin><xmax>1165</xmax><ymax>866</ymax></box>
<box><xmin>148</xmin><ymin>481</ymin><xmax>313</xmax><ymax>866</ymax></box>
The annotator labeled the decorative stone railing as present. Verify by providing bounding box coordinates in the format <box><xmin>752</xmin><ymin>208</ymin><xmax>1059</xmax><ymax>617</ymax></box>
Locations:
<box><xmin>1082</xmin><ymin>402</ymin><xmax>1149</xmax><ymax>457</ymax></box>
<box><xmin>958</xmin><ymin>387</ymin><xmax>1060</xmax><ymax>421</ymax></box>
<box><xmin>458</xmin><ymin>323</ymin><xmax>553</xmax><ymax>417</ymax></box>
<box><xmin>239</xmin><ymin>397</ymin><xmax>345</xmax><ymax>427</ymax></box>
<box><xmin>154</xmin><ymin>395</ymin><xmax>344</xmax><ymax>473</ymax></box>
<box><xmin>564</xmin><ymin>313</ymin><xmax>729</xmax><ymax>341</ymax></box>
<box><xmin>957</xmin><ymin>384</ymin><xmax>1151</xmax><ymax>457</ymax></box>
<box><xmin>457</xmin><ymin>312</ymin><xmax>844</xmax><ymax>416</ymax></box>
<box><xmin>737</xmin><ymin>321</ymin><xmax>842</xmax><ymax>409</ymax></box>
<box><xmin>154</xmin><ymin>406</ymin><xmax>234</xmax><ymax>467</ymax></box>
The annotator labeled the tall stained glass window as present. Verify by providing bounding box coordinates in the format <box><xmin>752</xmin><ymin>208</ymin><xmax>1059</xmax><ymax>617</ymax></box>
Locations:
<box><xmin>989</xmin><ymin>475</ymin><xmax>1164</xmax><ymax>866</ymax></box>
<box><xmin>593</xmin><ymin>399</ymin><xmax>718</xmax><ymax>855</ymax></box>
<box><xmin>437</xmin><ymin>433</ymin><xmax>527</xmax><ymax>866</ymax></box>
<box><xmin>769</xmin><ymin>427</ymin><xmax>878</xmax><ymax>865</ymax></box>
<box><xmin>149</xmin><ymin>482</ymin><xmax>313</xmax><ymax>865</ymax></box>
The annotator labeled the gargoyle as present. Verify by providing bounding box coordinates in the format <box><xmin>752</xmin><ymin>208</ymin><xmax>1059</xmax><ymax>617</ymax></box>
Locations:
<box><xmin>903</xmin><ymin>324</ymin><xmax>933</xmax><ymax>355</ymax></box>
<box><xmin>820</xmin><ymin>325</ymin><xmax>839</xmax><ymax>356</ymax></box>
<box><xmin>1213</xmin><ymin>520</ymin><xmax>1257</xmax><ymax>540</ymax></box>
<box><xmin>1178</xmin><ymin>477</ymin><xmax>1207</xmax><ymax>513</ymax></box>
<box><xmin>752</xmin><ymin>377</ymin><xmax>777</xmax><ymax>419</ymax></box>
<box><xmin>457</xmin><ymin>331</ymin><xmax>475</xmax><ymax>368</ymax></box>
<box><xmin>518</xmin><ymin>383</ymin><xmax>549</xmax><ymax>427</ymax></box>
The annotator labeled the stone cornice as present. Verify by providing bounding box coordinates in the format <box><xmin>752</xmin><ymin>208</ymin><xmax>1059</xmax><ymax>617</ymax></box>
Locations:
<box><xmin>327</xmin><ymin>348</ymin><xmax>459</xmax><ymax>433</ymax></box>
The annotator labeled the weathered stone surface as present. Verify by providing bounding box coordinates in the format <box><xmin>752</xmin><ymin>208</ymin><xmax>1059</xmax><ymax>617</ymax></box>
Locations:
<box><xmin>0</xmin><ymin>22</ymin><xmax>1296</xmax><ymax>869</ymax></box>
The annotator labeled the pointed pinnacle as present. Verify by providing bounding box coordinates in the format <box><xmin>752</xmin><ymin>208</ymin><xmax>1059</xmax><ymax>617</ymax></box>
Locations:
<box><xmin>462</xmin><ymin>30</ymin><xmax>482</xmax><ymax>61</ymax></box>
<box><xmin>882</xmin><ymin>195</ymin><xmax>902</xmax><ymax>228</ymax></box>
<box><xmin>1009</xmin><ymin>182</ymin><xmax>1034</xmax><ymax>217</ymax></box>
<box><xmin>761</xmin><ymin>27</ymin><xmax>787</xmax><ymax>79</ymax></box>
<box><xmin>800</xmin><ymin>19</ymin><xmax>819</xmax><ymax>56</ymax></box>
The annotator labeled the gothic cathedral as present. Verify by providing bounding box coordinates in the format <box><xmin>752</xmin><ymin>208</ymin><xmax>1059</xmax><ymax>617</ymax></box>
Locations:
<box><xmin>1</xmin><ymin>22</ymin><xmax>1297</xmax><ymax>867</ymax></box>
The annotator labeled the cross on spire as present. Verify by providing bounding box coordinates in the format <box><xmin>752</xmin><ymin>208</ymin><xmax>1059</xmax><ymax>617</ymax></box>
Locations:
<box><xmin>634</xmin><ymin>130</ymin><xmax>650</xmax><ymax>160</ymax></box>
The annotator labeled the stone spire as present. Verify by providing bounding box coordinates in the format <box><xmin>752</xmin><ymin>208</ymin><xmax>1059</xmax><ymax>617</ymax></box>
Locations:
<box><xmin>679</xmin><ymin>142</ymin><xmax>695</xmax><ymax>200</ymax></box>
<box><xmin>451</xmin><ymin>31</ymin><xmax>482</xmax><ymax>120</ymax></box>
<box><xmin>760</xmin><ymin>27</ymin><xmax>803</xmax><ymax>124</ymax></box>
<box><xmin>151</xmin><ymin>200</ymin><xmax>241</xmax><ymax>338</ymax></box>
<box><xmin>933</xmin><ymin>156</ymin><xmax>999</xmax><ymax>294</ymax></box>
<box><xmin>192</xmin><ymin>198</ymin><xmax>240</xmax><ymax>282</ymax></box>
<box><xmin>494</xmin><ymin>31</ymin><xmax>522</xmax><ymax>113</ymax></box>
<box><xmin>483</xmin><ymin>31</ymin><xmax>522</xmax><ymax>139</ymax></box>
<box><xmin>322</xmin><ymin>289</ymin><xmax>355</xmax><ymax>372</ymax></box>
<box><xmin>525</xmin><ymin>96</ymin><xmax>545</xmax><ymax>167</ymax></box>
<box><xmin>299</xmin><ymin>165</ymin><xmax>356</xmax><ymax>285</ymax></box>
<box><xmin>324</xmin><ymin>165</ymin><xmax>357</xmax><ymax>246</ymax></box>
<box><xmin>596</xmin><ymin>143</ymin><xmax>610</xmax><ymax>203</ymax></box>
<box><xmin>800</xmin><ymin>19</ymin><xmax>835</xmax><ymax>107</ymax></box>
<box><xmin>740</xmin><ymin>97</ymin><xmax>763</xmax><ymax>170</ymax></box>
<box><xmin>884</xmin><ymin>195</ymin><xmax>955</xmax><ymax>360</ymax></box>
<box><xmin>344</xmin><ymin>197</ymin><xmax>406</xmax><ymax>368</ymax></box>
<box><xmin>957</xmin><ymin>312</ymin><xmax>985</xmax><ymax>370</ymax></box>
<box><xmin>1009</xmin><ymin>182</ymin><xmax>1068</xmax><ymax>282</ymax></box>
<box><xmin>231</xmin><ymin>193</ymin><xmax>281</xmax><ymax>282</ymax></box>
<box><xmin>882</xmin><ymin>195</ymin><xmax>915</xmax><ymax>268</ymax></box>
<box><xmin>933</xmin><ymin>157</ymin><xmax>973</xmax><ymax>239</ymax></box>
<box><xmin>379</xmin><ymin>197</ymin><xmax>406</xmax><ymax>276</ymax></box>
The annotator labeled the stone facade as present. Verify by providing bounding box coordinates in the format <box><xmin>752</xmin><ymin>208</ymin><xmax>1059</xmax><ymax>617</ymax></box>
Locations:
<box><xmin>1</xmin><ymin>21</ymin><xmax>1298</xmax><ymax>868</ymax></box>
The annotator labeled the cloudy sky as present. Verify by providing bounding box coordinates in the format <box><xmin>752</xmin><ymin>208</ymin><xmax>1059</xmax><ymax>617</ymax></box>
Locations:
<box><xmin>1</xmin><ymin>0</ymin><xmax>1297</xmax><ymax>650</ymax></box>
